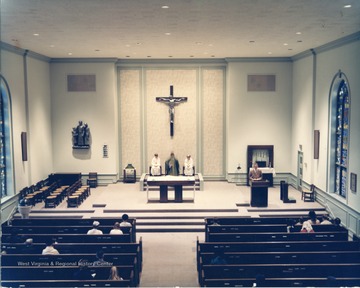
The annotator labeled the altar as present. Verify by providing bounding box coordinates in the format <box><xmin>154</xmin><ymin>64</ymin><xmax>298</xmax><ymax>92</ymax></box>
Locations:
<box><xmin>146</xmin><ymin>175</ymin><xmax>196</xmax><ymax>203</ymax></box>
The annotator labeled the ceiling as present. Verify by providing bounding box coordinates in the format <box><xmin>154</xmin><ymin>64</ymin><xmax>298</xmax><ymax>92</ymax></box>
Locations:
<box><xmin>1</xmin><ymin>0</ymin><xmax>359</xmax><ymax>59</ymax></box>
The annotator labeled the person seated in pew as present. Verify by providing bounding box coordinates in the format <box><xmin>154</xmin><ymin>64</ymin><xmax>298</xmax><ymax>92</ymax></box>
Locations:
<box><xmin>120</xmin><ymin>213</ymin><xmax>132</xmax><ymax>227</ymax></box>
<box><xmin>210</xmin><ymin>250</ymin><xmax>228</xmax><ymax>265</ymax></box>
<box><xmin>74</xmin><ymin>259</ymin><xmax>95</xmax><ymax>280</ymax></box>
<box><xmin>108</xmin><ymin>266</ymin><xmax>123</xmax><ymax>280</ymax></box>
<box><xmin>300</xmin><ymin>221</ymin><xmax>314</xmax><ymax>233</ymax></box>
<box><xmin>87</xmin><ymin>221</ymin><xmax>103</xmax><ymax>234</ymax></box>
<box><xmin>307</xmin><ymin>210</ymin><xmax>320</xmax><ymax>225</ymax></box>
<box><xmin>42</xmin><ymin>238</ymin><xmax>59</xmax><ymax>255</ymax></box>
<box><xmin>93</xmin><ymin>250</ymin><xmax>112</xmax><ymax>266</ymax></box>
<box><xmin>321</xmin><ymin>215</ymin><xmax>332</xmax><ymax>225</ymax></box>
<box><xmin>249</xmin><ymin>162</ymin><xmax>262</xmax><ymax>181</ymax></box>
<box><xmin>110</xmin><ymin>222</ymin><xmax>123</xmax><ymax>234</ymax></box>
<box><xmin>295</xmin><ymin>216</ymin><xmax>305</xmax><ymax>226</ymax></box>
<box><xmin>22</xmin><ymin>238</ymin><xmax>37</xmax><ymax>254</ymax></box>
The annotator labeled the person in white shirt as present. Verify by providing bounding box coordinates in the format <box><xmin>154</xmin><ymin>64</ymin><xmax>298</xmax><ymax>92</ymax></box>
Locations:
<box><xmin>42</xmin><ymin>238</ymin><xmax>59</xmax><ymax>255</ymax></box>
<box><xmin>109</xmin><ymin>222</ymin><xmax>123</xmax><ymax>234</ymax></box>
<box><xmin>120</xmin><ymin>214</ymin><xmax>132</xmax><ymax>227</ymax></box>
<box><xmin>184</xmin><ymin>155</ymin><xmax>194</xmax><ymax>176</ymax></box>
<box><xmin>87</xmin><ymin>221</ymin><xmax>103</xmax><ymax>235</ymax></box>
<box><xmin>151</xmin><ymin>153</ymin><xmax>161</xmax><ymax>176</ymax></box>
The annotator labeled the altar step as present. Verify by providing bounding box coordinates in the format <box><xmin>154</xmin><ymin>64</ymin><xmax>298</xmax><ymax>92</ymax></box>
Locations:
<box><xmin>136</xmin><ymin>218</ymin><xmax>205</xmax><ymax>232</ymax></box>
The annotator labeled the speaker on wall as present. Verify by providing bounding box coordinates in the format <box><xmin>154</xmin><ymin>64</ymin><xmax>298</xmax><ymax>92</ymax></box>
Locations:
<box><xmin>21</xmin><ymin>132</ymin><xmax>27</xmax><ymax>161</ymax></box>
<box><xmin>314</xmin><ymin>130</ymin><xmax>320</xmax><ymax>159</ymax></box>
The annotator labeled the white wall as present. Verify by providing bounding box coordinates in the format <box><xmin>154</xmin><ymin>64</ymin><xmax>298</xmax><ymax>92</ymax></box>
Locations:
<box><xmin>291</xmin><ymin>55</ymin><xmax>314</xmax><ymax>183</ymax></box>
<box><xmin>227</xmin><ymin>61</ymin><xmax>293</xmax><ymax>176</ymax></box>
<box><xmin>50</xmin><ymin>62</ymin><xmax>118</xmax><ymax>177</ymax></box>
<box><xmin>314</xmin><ymin>41</ymin><xmax>360</xmax><ymax>213</ymax></box>
<box><xmin>27</xmin><ymin>57</ymin><xmax>53</xmax><ymax>184</ymax></box>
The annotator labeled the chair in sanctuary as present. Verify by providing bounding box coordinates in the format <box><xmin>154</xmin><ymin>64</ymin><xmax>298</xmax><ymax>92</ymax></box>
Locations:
<box><xmin>301</xmin><ymin>184</ymin><xmax>315</xmax><ymax>202</ymax></box>
<box><xmin>149</xmin><ymin>166</ymin><xmax>162</xmax><ymax>176</ymax></box>
<box><xmin>183</xmin><ymin>166</ymin><xmax>195</xmax><ymax>176</ymax></box>
<box><xmin>87</xmin><ymin>172</ymin><xmax>98</xmax><ymax>188</ymax></box>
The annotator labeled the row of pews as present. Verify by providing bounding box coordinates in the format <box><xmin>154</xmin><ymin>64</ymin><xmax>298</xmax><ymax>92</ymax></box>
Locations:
<box><xmin>1</xmin><ymin>217</ymin><xmax>142</xmax><ymax>287</ymax></box>
<box><xmin>197</xmin><ymin>216</ymin><xmax>360</xmax><ymax>287</ymax></box>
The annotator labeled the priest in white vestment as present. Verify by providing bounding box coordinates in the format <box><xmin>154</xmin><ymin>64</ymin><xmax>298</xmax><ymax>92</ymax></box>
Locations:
<box><xmin>151</xmin><ymin>153</ymin><xmax>161</xmax><ymax>176</ymax></box>
<box><xmin>184</xmin><ymin>155</ymin><xmax>194</xmax><ymax>176</ymax></box>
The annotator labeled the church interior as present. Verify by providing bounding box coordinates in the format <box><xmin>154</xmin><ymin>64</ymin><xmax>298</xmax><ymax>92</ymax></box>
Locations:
<box><xmin>1</xmin><ymin>0</ymin><xmax>360</xmax><ymax>287</ymax></box>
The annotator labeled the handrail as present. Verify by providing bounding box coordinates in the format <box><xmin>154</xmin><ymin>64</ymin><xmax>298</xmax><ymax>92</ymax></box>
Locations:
<box><xmin>7</xmin><ymin>204</ymin><xmax>18</xmax><ymax>226</ymax></box>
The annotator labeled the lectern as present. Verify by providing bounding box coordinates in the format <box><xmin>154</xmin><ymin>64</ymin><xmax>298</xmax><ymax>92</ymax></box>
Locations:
<box><xmin>250</xmin><ymin>180</ymin><xmax>270</xmax><ymax>207</ymax></box>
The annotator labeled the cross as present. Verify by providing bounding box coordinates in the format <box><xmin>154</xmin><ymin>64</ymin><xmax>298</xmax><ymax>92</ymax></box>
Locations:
<box><xmin>156</xmin><ymin>85</ymin><xmax>187</xmax><ymax>137</ymax></box>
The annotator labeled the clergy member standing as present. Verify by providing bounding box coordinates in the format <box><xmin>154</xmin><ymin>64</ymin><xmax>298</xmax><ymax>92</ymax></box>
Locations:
<box><xmin>151</xmin><ymin>153</ymin><xmax>161</xmax><ymax>176</ymax></box>
<box><xmin>165</xmin><ymin>152</ymin><xmax>180</xmax><ymax>176</ymax></box>
<box><xmin>249</xmin><ymin>162</ymin><xmax>262</xmax><ymax>181</ymax></box>
<box><xmin>184</xmin><ymin>155</ymin><xmax>194</xmax><ymax>176</ymax></box>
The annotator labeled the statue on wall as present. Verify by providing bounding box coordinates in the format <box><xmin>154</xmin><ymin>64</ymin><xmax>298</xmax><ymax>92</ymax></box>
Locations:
<box><xmin>72</xmin><ymin>120</ymin><xmax>91</xmax><ymax>149</ymax></box>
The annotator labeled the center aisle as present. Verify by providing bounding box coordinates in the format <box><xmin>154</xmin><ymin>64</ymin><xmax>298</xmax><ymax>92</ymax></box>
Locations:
<box><xmin>139</xmin><ymin>232</ymin><xmax>203</xmax><ymax>287</ymax></box>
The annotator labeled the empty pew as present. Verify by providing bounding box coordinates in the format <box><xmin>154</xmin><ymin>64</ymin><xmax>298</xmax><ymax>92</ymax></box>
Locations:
<box><xmin>199</xmin><ymin>250</ymin><xmax>360</xmax><ymax>265</ymax></box>
<box><xmin>199</xmin><ymin>263</ymin><xmax>360</xmax><ymax>286</ymax></box>
<box><xmin>202</xmin><ymin>277</ymin><xmax>360</xmax><ymax>287</ymax></box>
<box><xmin>207</xmin><ymin>231</ymin><xmax>349</xmax><ymax>242</ymax></box>
<box><xmin>1</xmin><ymin>279</ymin><xmax>132</xmax><ymax>288</ymax></box>
<box><xmin>197</xmin><ymin>239</ymin><xmax>360</xmax><ymax>254</ymax></box>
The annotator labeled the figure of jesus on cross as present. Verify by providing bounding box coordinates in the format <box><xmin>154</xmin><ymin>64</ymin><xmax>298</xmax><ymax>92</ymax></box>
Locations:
<box><xmin>156</xmin><ymin>85</ymin><xmax>187</xmax><ymax>137</ymax></box>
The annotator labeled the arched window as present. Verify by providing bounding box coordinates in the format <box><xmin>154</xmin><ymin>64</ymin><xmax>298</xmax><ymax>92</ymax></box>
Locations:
<box><xmin>0</xmin><ymin>75</ymin><xmax>15</xmax><ymax>198</ymax></box>
<box><xmin>328</xmin><ymin>71</ymin><xmax>350</xmax><ymax>198</ymax></box>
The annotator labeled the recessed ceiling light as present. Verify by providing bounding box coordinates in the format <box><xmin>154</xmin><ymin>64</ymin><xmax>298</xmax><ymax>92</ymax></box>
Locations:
<box><xmin>33</xmin><ymin>33</ymin><xmax>39</xmax><ymax>36</ymax></box>
<box><xmin>344</xmin><ymin>4</ymin><xmax>352</xmax><ymax>8</ymax></box>
<box><xmin>165</xmin><ymin>32</ymin><xmax>171</xmax><ymax>36</ymax></box>
<box><xmin>268</xmin><ymin>52</ymin><xmax>272</xmax><ymax>55</ymax></box>
<box><xmin>68</xmin><ymin>52</ymin><xmax>72</xmax><ymax>56</ymax></box>
<box><xmin>125</xmin><ymin>44</ymin><xmax>130</xmax><ymax>47</ymax></box>
<box><xmin>162</xmin><ymin>5</ymin><xmax>169</xmax><ymax>9</ymax></box>
<box><xmin>195</xmin><ymin>42</ymin><xmax>203</xmax><ymax>45</ymax></box>
<box><xmin>208</xmin><ymin>44</ymin><xmax>213</xmax><ymax>47</ymax></box>
<box><xmin>283</xmin><ymin>43</ymin><xmax>288</xmax><ymax>46</ymax></box>
<box><xmin>296</xmin><ymin>32</ymin><xmax>302</xmax><ymax>35</ymax></box>
<box><xmin>50</xmin><ymin>45</ymin><xmax>55</xmax><ymax>48</ymax></box>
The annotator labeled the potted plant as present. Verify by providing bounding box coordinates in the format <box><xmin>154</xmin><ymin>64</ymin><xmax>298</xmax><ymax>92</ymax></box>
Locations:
<box><xmin>18</xmin><ymin>198</ymin><xmax>31</xmax><ymax>219</ymax></box>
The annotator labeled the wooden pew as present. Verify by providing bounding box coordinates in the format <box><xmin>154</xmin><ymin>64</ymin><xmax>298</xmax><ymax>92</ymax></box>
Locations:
<box><xmin>2</xmin><ymin>241</ymin><xmax>142</xmax><ymax>255</ymax></box>
<box><xmin>207</xmin><ymin>231</ymin><xmax>349</xmax><ymax>242</ymax></box>
<box><xmin>199</xmin><ymin>250</ymin><xmax>360</xmax><ymax>265</ymax></box>
<box><xmin>4</xmin><ymin>217</ymin><xmax>137</xmax><ymax>242</ymax></box>
<box><xmin>1</xmin><ymin>279</ymin><xmax>132</xmax><ymax>288</ymax></box>
<box><xmin>2</xmin><ymin>233</ymin><xmax>132</xmax><ymax>244</ymax></box>
<box><xmin>1</xmin><ymin>253</ymin><xmax>141</xmax><ymax>286</ymax></box>
<box><xmin>202</xmin><ymin>277</ymin><xmax>360</xmax><ymax>287</ymax></box>
<box><xmin>205</xmin><ymin>216</ymin><xmax>301</xmax><ymax>225</ymax></box>
<box><xmin>197</xmin><ymin>239</ymin><xmax>360</xmax><ymax>254</ymax></box>
<box><xmin>199</xmin><ymin>263</ymin><xmax>360</xmax><ymax>286</ymax></box>
<box><xmin>1</xmin><ymin>265</ymin><xmax>135</xmax><ymax>284</ymax></box>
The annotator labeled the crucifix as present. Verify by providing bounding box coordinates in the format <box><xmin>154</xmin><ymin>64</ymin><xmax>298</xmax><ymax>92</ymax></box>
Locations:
<box><xmin>156</xmin><ymin>85</ymin><xmax>187</xmax><ymax>137</ymax></box>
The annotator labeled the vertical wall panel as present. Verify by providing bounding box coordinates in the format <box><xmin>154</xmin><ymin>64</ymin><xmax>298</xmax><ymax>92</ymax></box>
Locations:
<box><xmin>120</xmin><ymin>70</ymin><xmax>141</xmax><ymax>173</ymax></box>
<box><xmin>145</xmin><ymin>69</ymin><xmax>197</xmax><ymax>170</ymax></box>
<box><xmin>202</xmin><ymin>69</ymin><xmax>224</xmax><ymax>176</ymax></box>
